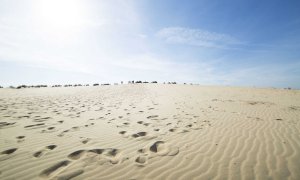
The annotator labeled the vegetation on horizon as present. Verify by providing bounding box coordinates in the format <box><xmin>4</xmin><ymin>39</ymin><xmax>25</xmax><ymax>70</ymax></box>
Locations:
<box><xmin>1</xmin><ymin>81</ymin><xmax>177</xmax><ymax>89</ymax></box>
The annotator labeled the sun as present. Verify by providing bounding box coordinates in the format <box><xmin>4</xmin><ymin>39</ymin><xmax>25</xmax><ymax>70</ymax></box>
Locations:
<box><xmin>34</xmin><ymin>0</ymin><xmax>85</xmax><ymax>34</ymax></box>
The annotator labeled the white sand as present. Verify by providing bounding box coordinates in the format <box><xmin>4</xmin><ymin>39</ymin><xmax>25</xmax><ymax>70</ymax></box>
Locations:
<box><xmin>0</xmin><ymin>84</ymin><xmax>300</xmax><ymax>180</ymax></box>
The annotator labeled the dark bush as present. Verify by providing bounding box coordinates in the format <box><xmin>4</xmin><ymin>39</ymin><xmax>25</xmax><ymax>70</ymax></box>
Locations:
<box><xmin>17</xmin><ymin>85</ymin><xmax>27</xmax><ymax>89</ymax></box>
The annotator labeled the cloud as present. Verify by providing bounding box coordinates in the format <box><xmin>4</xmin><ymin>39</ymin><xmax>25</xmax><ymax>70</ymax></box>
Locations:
<box><xmin>215</xmin><ymin>62</ymin><xmax>300</xmax><ymax>88</ymax></box>
<box><xmin>156</xmin><ymin>27</ymin><xmax>240</xmax><ymax>48</ymax></box>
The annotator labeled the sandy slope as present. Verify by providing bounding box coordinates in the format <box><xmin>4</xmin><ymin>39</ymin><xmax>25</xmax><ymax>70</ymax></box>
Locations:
<box><xmin>0</xmin><ymin>84</ymin><xmax>300</xmax><ymax>180</ymax></box>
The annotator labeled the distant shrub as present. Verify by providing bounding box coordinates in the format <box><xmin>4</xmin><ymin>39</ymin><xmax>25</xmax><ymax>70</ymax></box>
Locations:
<box><xmin>151</xmin><ymin>81</ymin><xmax>157</xmax><ymax>83</ymax></box>
<box><xmin>93</xmin><ymin>83</ymin><xmax>99</xmax><ymax>86</ymax></box>
<box><xmin>35</xmin><ymin>85</ymin><xmax>47</xmax><ymax>88</ymax></box>
<box><xmin>135</xmin><ymin>81</ymin><xmax>142</xmax><ymax>83</ymax></box>
<box><xmin>52</xmin><ymin>85</ymin><xmax>62</xmax><ymax>88</ymax></box>
<box><xmin>73</xmin><ymin>84</ymin><xmax>82</xmax><ymax>87</ymax></box>
<box><xmin>17</xmin><ymin>85</ymin><xmax>27</xmax><ymax>89</ymax></box>
<box><xmin>33</xmin><ymin>85</ymin><xmax>47</xmax><ymax>88</ymax></box>
<box><xmin>0</xmin><ymin>86</ymin><xmax>3</xmax><ymax>88</ymax></box>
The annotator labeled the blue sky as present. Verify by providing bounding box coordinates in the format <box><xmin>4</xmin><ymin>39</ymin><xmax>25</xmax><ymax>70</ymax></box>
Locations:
<box><xmin>0</xmin><ymin>0</ymin><xmax>300</xmax><ymax>88</ymax></box>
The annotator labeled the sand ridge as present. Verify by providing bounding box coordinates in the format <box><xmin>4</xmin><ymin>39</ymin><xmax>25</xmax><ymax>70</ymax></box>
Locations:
<box><xmin>0</xmin><ymin>84</ymin><xmax>300</xmax><ymax>179</ymax></box>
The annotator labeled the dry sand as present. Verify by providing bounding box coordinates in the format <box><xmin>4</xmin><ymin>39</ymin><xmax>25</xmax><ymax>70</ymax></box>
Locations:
<box><xmin>0</xmin><ymin>84</ymin><xmax>300</xmax><ymax>180</ymax></box>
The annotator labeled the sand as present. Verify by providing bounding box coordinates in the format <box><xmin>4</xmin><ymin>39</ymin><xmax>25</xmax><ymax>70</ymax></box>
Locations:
<box><xmin>0</xmin><ymin>84</ymin><xmax>300</xmax><ymax>180</ymax></box>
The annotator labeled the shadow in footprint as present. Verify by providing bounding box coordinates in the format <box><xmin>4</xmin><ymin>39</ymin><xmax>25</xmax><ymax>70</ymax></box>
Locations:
<box><xmin>33</xmin><ymin>145</ymin><xmax>57</xmax><ymax>158</ymax></box>
<box><xmin>1</xmin><ymin>148</ymin><xmax>17</xmax><ymax>155</ymax></box>
<box><xmin>39</xmin><ymin>160</ymin><xmax>71</xmax><ymax>178</ymax></box>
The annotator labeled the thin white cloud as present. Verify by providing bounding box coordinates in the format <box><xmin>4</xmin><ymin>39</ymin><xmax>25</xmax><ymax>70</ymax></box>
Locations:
<box><xmin>156</xmin><ymin>27</ymin><xmax>240</xmax><ymax>48</ymax></box>
<box><xmin>214</xmin><ymin>62</ymin><xmax>300</xmax><ymax>88</ymax></box>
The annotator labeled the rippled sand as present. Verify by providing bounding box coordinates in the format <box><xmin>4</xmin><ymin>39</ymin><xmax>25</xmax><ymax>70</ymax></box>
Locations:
<box><xmin>0</xmin><ymin>84</ymin><xmax>300</xmax><ymax>180</ymax></box>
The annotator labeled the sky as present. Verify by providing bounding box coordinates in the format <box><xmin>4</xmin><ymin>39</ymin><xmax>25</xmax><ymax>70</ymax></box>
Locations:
<box><xmin>0</xmin><ymin>0</ymin><xmax>300</xmax><ymax>88</ymax></box>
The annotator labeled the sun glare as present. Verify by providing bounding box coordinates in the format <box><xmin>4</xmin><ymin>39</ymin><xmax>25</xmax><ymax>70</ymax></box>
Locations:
<box><xmin>34</xmin><ymin>0</ymin><xmax>85</xmax><ymax>35</ymax></box>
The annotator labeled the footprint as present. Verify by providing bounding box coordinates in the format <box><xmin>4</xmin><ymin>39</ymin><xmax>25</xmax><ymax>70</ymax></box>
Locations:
<box><xmin>137</xmin><ymin>132</ymin><xmax>147</xmax><ymax>136</ymax></box>
<box><xmin>67</xmin><ymin>148</ymin><xmax>121</xmax><ymax>165</ymax></box>
<box><xmin>119</xmin><ymin>131</ymin><xmax>126</xmax><ymax>135</ymax></box>
<box><xmin>47</xmin><ymin>145</ymin><xmax>57</xmax><ymax>150</ymax></box>
<box><xmin>71</xmin><ymin>126</ymin><xmax>79</xmax><ymax>130</ymax></box>
<box><xmin>33</xmin><ymin>150</ymin><xmax>44</xmax><ymax>157</ymax></box>
<box><xmin>179</xmin><ymin>129</ymin><xmax>190</xmax><ymax>133</ymax></box>
<box><xmin>186</xmin><ymin>124</ymin><xmax>192</xmax><ymax>128</ymax></box>
<box><xmin>88</xmin><ymin>149</ymin><xmax>104</xmax><ymax>155</ymax></box>
<box><xmin>42</xmin><ymin>126</ymin><xmax>57</xmax><ymax>133</ymax></box>
<box><xmin>80</xmin><ymin>138</ymin><xmax>90</xmax><ymax>144</ymax></box>
<box><xmin>58</xmin><ymin>130</ymin><xmax>69</xmax><ymax>137</ymax></box>
<box><xmin>135</xmin><ymin>155</ymin><xmax>147</xmax><ymax>165</ymax></box>
<box><xmin>134</xmin><ymin>141</ymin><xmax>179</xmax><ymax>165</ymax></box>
<box><xmin>57</xmin><ymin>169</ymin><xmax>84</xmax><ymax>180</ymax></box>
<box><xmin>1</xmin><ymin>148</ymin><xmax>17</xmax><ymax>155</ymax></box>
<box><xmin>147</xmin><ymin>115</ymin><xmax>159</xmax><ymax>119</ymax></box>
<box><xmin>137</xmin><ymin>149</ymin><xmax>145</xmax><ymax>154</ymax></box>
<box><xmin>68</xmin><ymin>150</ymin><xmax>85</xmax><ymax>160</ymax></box>
<box><xmin>169</xmin><ymin>128</ymin><xmax>176</xmax><ymax>132</ymax></box>
<box><xmin>16</xmin><ymin>136</ymin><xmax>25</xmax><ymax>143</ymax></box>
<box><xmin>34</xmin><ymin>117</ymin><xmax>51</xmax><ymax>122</ymax></box>
<box><xmin>24</xmin><ymin>123</ymin><xmax>45</xmax><ymax>129</ymax></box>
<box><xmin>33</xmin><ymin>145</ymin><xmax>57</xmax><ymax>158</ymax></box>
<box><xmin>0</xmin><ymin>122</ymin><xmax>16</xmax><ymax>129</ymax></box>
<box><xmin>58</xmin><ymin>126</ymin><xmax>79</xmax><ymax>137</ymax></box>
<box><xmin>149</xmin><ymin>141</ymin><xmax>179</xmax><ymax>156</ymax></box>
<box><xmin>0</xmin><ymin>148</ymin><xmax>18</xmax><ymax>161</ymax></box>
<box><xmin>16</xmin><ymin>136</ymin><xmax>25</xmax><ymax>139</ymax></box>
<box><xmin>150</xmin><ymin>141</ymin><xmax>164</xmax><ymax>153</ymax></box>
<box><xmin>131</xmin><ymin>132</ymin><xmax>147</xmax><ymax>138</ymax></box>
<box><xmin>39</xmin><ymin>160</ymin><xmax>71</xmax><ymax>178</ymax></box>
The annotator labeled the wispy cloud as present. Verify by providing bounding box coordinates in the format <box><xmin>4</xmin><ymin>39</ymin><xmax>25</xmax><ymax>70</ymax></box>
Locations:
<box><xmin>214</xmin><ymin>62</ymin><xmax>300</xmax><ymax>88</ymax></box>
<box><xmin>156</xmin><ymin>27</ymin><xmax>240</xmax><ymax>48</ymax></box>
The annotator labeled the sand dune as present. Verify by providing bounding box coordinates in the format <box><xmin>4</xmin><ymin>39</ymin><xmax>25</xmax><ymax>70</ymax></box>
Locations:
<box><xmin>0</xmin><ymin>84</ymin><xmax>300</xmax><ymax>179</ymax></box>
